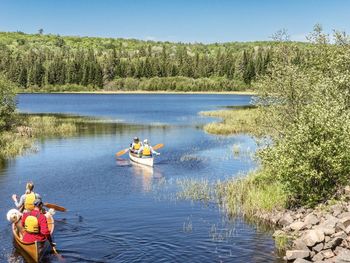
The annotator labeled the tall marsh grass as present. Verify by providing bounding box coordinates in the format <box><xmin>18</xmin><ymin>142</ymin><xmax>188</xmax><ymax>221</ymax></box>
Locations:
<box><xmin>200</xmin><ymin>108</ymin><xmax>258</xmax><ymax>135</ymax></box>
<box><xmin>27</xmin><ymin>116</ymin><xmax>77</xmax><ymax>137</ymax></box>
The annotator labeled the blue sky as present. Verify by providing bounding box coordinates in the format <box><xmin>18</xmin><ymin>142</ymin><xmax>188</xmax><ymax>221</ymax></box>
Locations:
<box><xmin>0</xmin><ymin>0</ymin><xmax>349</xmax><ymax>43</ymax></box>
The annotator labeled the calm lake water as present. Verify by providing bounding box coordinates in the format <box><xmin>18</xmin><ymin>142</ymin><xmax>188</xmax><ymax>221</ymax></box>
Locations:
<box><xmin>0</xmin><ymin>94</ymin><xmax>282</xmax><ymax>263</ymax></box>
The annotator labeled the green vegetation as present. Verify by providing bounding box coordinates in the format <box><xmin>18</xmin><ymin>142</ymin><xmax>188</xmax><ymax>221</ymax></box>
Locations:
<box><xmin>196</xmin><ymin>26</ymin><xmax>350</xmax><ymax>218</ymax></box>
<box><xmin>0</xmin><ymin>31</ymin><xmax>301</xmax><ymax>92</ymax></box>
<box><xmin>200</xmin><ymin>108</ymin><xmax>258</xmax><ymax>135</ymax></box>
<box><xmin>0</xmin><ymin>75</ymin><xmax>80</xmax><ymax>159</ymax></box>
<box><xmin>0</xmin><ymin>115</ymin><xmax>79</xmax><ymax>159</ymax></box>
<box><xmin>255</xmin><ymin>25</ymin><xmax>350</xmax><ymax>207</ymax></box>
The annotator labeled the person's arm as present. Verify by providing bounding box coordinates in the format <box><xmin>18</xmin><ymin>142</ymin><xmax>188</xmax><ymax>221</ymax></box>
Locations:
<box><xmin>138</xmin><ymin>146</ymin><xmax>143</xmax><ymax>154</ymax></box>
<box><xmin>150</xmin><ymin>146</ymin><xmax>160</xmax><ymax>155</ymax></box>
<box><xmin>14</xmin><ymin>194</ymin><xmax>26</xmax><ymax>209</ymax></box>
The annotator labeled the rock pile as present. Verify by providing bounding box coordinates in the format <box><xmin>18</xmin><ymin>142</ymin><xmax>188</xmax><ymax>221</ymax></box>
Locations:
<box><xmin>270</xmin><ymin>202</ymin><xmax>350</xmax><ymax>262</ymax></box>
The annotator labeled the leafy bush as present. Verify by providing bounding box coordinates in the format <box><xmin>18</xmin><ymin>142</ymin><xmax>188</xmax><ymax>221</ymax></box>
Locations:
<box><xmin>256</xmin><ymin>26</ymin><xmax>350</xmax><ymax>207</ymax></box>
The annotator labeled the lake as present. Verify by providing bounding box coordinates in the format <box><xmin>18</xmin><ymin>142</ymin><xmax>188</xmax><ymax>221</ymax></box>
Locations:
<box><xmin>0</xmin><ymin>94</ymin><xmax>282</xmax><ymax>262</ymax></box>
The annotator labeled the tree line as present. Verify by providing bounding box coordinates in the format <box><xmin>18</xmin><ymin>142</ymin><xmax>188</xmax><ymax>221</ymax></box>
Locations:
<box><xmin>0</xmin><ymin>32</ymin><xmax>279</xmax><ymax>91</ymax></box>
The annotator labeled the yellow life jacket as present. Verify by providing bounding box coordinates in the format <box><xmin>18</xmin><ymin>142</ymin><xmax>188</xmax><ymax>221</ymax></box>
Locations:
<box><xmin>24</xmin><ymin>214</ymin><xmax>39</xmax><ymax>233</ymax></box>
<box><xmin>133</xmin><ymin>142</ymin><xmax>141</xmax><ymax>150</ymax></box>
<box><xmin>24</xmin><ymin>192</ymin><xmax>36</xmax><ymax>211</ymax></box>
<box><xmin>143</xmin><ymin>146</ymin><xmax>151</xmax><ymax>156</ymax></box>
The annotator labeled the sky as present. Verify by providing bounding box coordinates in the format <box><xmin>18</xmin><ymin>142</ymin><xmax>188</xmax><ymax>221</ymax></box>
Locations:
<box><xmin>0</xmin><ymin>0</ymin><xmax>349</xmax><ymax>43</ymax></box>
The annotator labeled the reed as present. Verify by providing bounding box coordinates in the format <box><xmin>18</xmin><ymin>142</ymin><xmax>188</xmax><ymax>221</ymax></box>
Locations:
<box><xmin>200</xmin><ymin>108</ymin><xmax>259</xmax><ymax>135</ymax></box>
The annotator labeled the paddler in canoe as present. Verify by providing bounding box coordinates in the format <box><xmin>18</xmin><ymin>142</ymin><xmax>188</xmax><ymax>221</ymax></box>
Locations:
<box><xmin>7</xmin><ymin>198</ymin><xmax>56</xmax><ymax>262</ymax></box>
<box><xmin>138</xmin><ymin>139</ymin><xmax>160</xmax><ymax>157</ymax></box>
<box><xmin>130</xmin><ymin>136</ymin><xmax>142</xmax><ymax>154</ymax></box>
<box><xmin>12</xmin><ymin>181</ymin><xmax>42</xmax><ymax>213</ymax></box>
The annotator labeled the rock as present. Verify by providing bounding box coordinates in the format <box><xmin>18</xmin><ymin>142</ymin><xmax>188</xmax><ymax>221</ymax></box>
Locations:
<box><xmin>331</xmin><ymin>204</ymin><xmax>344</xmax><ymax>214</ymax></box>
<box><xmin>316</xmin><ymin>226</ymin><xmax>335</xmax><ymax>236</ymax></box>
<box><xmin>312</xmin><ymin>242</ymin><xmax>324</xmax><ymax>252</ymax></box>
<box><xmin>279</xmin><ymin>213</ymin><xmax>294</xmax><ymax>227</ymax></box>
<box><xmin>312</xmin><ymin>252</ymin><xmax>324</xmax><ymax>262</ymax></box>
<box><xmin>334</xmin><ymin>246</ymin><xmax>347</xmax><ymax>256</ymax></box>
<box><xmin>324</xmin><ymin>236</ymin><xmax>344</xmax><ymax>250</ymax></box>
<box><xmin>340</xmin><ymin>217</ymin><xmax>350</xmax><ymax>228</ymax></box>
<box><xmin>337</xmin><ymin>222</ymin><xmax>347</xmax><ymax>232</ymax></box>
<box><xmin>341</xmin><ymin>240</ymin><xmax>349</xmax><ymax>248</ymax></box>
<box><xmin>290</xmin><ymin>221</ymin><xmax>308</xmax><ymax>231</ymax></box>
<box><xmin>294</xmin><ymin>259</ymin><xmax>312</xmax><ymax>263</ymax></box>
<box><xmin>304</xmin><ymin>214</ymin><xmax>320</xmax><ymax>226</ymax></box>
<box><xmin>303</xmin><ymin>229</ymin><xmax>325</xmax><ymax>247</ymax></box>
<box><xmin>333</xmin><ymin>231</ymin><xmax>347</xmax><ymax>240</ymax></box>
<box><xmin>322</xmin><ymin>216</ymin><xmax>340</xmax><ymax>228</ymax></box>
<box><xmin>335</xmin><ymin>209</ymin><xmax>343</xmax><ymax>217</ymax></box>
<box><xmin>325</xmin><ymin>236</ymin><xmax>331</xmax><ymax>242</ymax></box>
<box><xmin>344</xmin><ymin>185</ymin><xmax>350</xmax><ymax>195</ymax></box>
<box><xmin>323</xmin><ymin>249</ymin><xmax>335</xmax><ymax>259</ymax></box>
<box><xmin>345</xmin><ymin>225</ymin><xmax>350</xmax><ymax>234</ymax></box>
<box><xmin>294</xmin><ymin>238</ymin><xmax>310</xmax><ymax>250</ymax></box>
<box><xmin>335</xmin><ymin>248</ymin><xmax>350</xmax><ymax>262</ymax></box>
<box><xmin>286</xmin><ymin>250</ymin><xmax>310</xmax><ymax>260</ymax></box>
<box><xmin>339</xmin><ymin>212</ymin><xmax>350</xmax><ymax>219</ymax></box>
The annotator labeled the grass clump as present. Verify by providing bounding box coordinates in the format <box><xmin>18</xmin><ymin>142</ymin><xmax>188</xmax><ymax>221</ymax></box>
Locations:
<box><xmin>200</xmin><ymin>108</ymin><xmax>258</xmax><ymax>135</ymax></box>
<box><xmin>0</xmin><ymin>131</ymin><xmax>33</xmax><ymax>158</ymax></box>
<box><xmin>26</xmin><ymin>116</ymin><xmax>77</xmax><ymax>137</ymax></box>
<box><xmin>223</xmin><ymin>172</ymin><xmax>287</xmax><ymax>217</ymax></box>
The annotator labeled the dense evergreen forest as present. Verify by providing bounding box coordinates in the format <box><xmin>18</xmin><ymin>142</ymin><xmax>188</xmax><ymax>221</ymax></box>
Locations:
<box><xmin>0</xmin><ymin>31</ymin><xmax>306</xmax><ymax>92</ymax></box>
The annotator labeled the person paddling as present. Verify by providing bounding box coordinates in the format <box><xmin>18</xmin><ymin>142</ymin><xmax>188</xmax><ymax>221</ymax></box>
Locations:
<box><xmin>21</xmin><ymin>199</ymin><xmax>54</xmax><ymax>244</ymax></box>
<box><xmin>130</xmin><ymin>136</ymin><xmax>142</xmax><ymax>154</ymax></box>
<box><xmin>12</xmin><ymin>182</ymin><xmax>42</xmax><ymax>213</ymax></box>
<box><xmin>138</xmin><ymin>139</ymin><xmax>160</xmax><ymax>157</ymax></box>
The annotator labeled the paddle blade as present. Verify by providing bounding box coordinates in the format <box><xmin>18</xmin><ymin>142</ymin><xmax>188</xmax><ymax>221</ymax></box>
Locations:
<box><xmin>116</xmin><ymin>148</ymin><xmax>129</xmax><ymax>157</ymax></box>
<box><xmin>153</xmin><ymin>144</ymin><xmax>164</xmax><ymax>150</ymax></box>
<box><xmin>44</xmin><ymin>203</ymin><xmax>66</xmax><ymax>212</ymax></box>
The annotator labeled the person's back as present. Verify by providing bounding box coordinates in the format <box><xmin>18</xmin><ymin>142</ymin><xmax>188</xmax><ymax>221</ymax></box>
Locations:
<box><xmin>12</xmin><ymin>182</ymin><xmax>41</xmax><ymax>212</ymax></box>
<box><xmin>139</xmin><ymin>139</ymin><xmax>159</xmax><ymax>157</ymax></box>
<box><xmin>21</xmin><ymin>200</ymin><xmax>51</xmax><ymax>243</ymax></box>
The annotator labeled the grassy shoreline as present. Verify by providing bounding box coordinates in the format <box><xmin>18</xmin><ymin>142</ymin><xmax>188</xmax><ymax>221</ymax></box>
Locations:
<box><xmin>18</xmin><ymin>90</ymin><xmax>256</xmax><ymax>95</ymax></box>
<box><xmin>200</xmin><ymin>107</ymin><xmax>259</xmax><ymax>135</ymax></box>
<box><xmin>0</xmin><ymin>114</ymin><xmax>81</xmax><ymax>159</ymax></box>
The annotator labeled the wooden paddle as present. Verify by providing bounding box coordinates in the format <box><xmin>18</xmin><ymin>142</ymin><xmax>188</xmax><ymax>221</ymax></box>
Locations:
<box><xmin>44</xmin><ymin>202</ymin><xmax>66</xmax><ymax>212</ymax></box>
<box><xmin>115</xmin><ymin>148</ymin><xmax>129</xmax><ymax>157</ymax></box>
<box><xmin>52</xmin><ymin>246</ymin><xmax>65</xmax><ymax>262</ymax></box>
<box><xmin>152</xmin><ymin>143</ymin><xmax>164</xmax><ymax>150</ymax></box>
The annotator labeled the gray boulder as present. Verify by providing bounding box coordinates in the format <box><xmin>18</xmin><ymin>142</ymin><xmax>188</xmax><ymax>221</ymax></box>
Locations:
<box><xmin>279</xmin><ymin>213</ymin><xmax>294</xmax><ymax>227</ymax></box>
<box><xmin>324</xmin><ymin>236</ymin><xmax>344</xmax><ymax>250</ymax></box>
<box><xmin>290</xmin><ymin>221</ymin><xmax>308</xmax><ymax>231</ymax></box>
<box><xmin>286</xmin><ymin>250</ymin><xmax>310</xmax><ymax>260</ymax></box>
<box><xmin>341</xmin><ymin>217</ymin><xmax>350</xmax><ymax>228</ymax></box>
<box><xmin>303</xmin><ymin>229</ymin><xmax>325</xmax><ymax>247</ymax></box>
<box><xmin>335</xmin><ymin>248</ymin><xmax>350</xmax><ymax>262</ymax></box>
<box><xmin>304</xmin><ymin>214</ymin><xmax>320</xmax><ymax>226</ymax></box>
<box><xmin>294</xmin><ymin>259</ymin><xmax>312</xmax><ymax>263</ymax></box>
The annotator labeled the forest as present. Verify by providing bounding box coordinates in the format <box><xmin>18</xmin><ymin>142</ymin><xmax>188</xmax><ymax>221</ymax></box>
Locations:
<box><xmin>0</xmin><ymin>31</ymin><xmax>306</xmax><ymax>92</ymax></box>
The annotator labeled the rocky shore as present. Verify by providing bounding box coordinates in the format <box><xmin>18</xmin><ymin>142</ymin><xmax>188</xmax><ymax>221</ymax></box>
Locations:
<box><xmin>259</xmin><ymin>190</ymin><xmax>350</xmax><ymax>262</ymax></box>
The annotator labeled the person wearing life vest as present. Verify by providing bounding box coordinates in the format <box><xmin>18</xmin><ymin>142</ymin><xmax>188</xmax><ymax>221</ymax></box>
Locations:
<box><xmin>138</xmin><ymin>139</ymin><xmax>160</xmax><ymax>157</ymax></box>
<box><xmin>12</xmin><ymin>182</ymin><xmax>42</xmax><ymax>212</ymax></box>
<box><xmin>21</xmin><ymin>199</ymin><xmax>53</xmax><ymax>244</ymax></box>
<box><xmin>130</xmin><ymin>137</ymin><xmax>142</xmax><ymax>154</ymax></box>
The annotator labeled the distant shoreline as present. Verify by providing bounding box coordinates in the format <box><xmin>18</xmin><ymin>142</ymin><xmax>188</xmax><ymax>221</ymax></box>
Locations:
<box><xmin>18</xmin><ymin>90</ymin><xmax>256</xmax><ymax>95</ymax></box>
